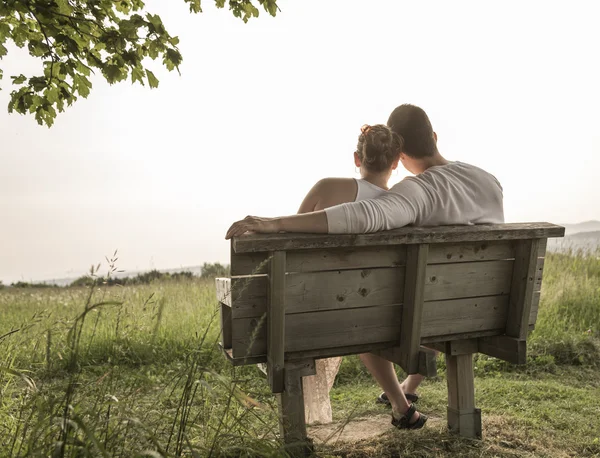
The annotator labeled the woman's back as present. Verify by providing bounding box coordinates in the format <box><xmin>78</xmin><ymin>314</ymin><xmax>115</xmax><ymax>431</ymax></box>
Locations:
<box><xmin>298</xmin><ymin>177</ymin><xmax>386</xmax><ymax>213</ymax></box>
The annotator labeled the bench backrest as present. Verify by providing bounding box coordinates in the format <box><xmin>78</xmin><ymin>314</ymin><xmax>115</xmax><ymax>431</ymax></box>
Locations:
<box><xmin>217</xmin><ymin>223</ymin><xmax>564</xmax><ymax>385</ymax></box>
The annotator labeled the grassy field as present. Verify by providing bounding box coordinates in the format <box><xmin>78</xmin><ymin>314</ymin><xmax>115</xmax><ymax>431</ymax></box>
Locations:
<box><xmin>1</xmin><ymin>251</ymin><xmax>599</xmax><ymax>457</ymax></box>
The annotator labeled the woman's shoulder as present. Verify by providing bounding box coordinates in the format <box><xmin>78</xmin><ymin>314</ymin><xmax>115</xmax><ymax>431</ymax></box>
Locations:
<box><xmin>312</xmin><ymin>177</ymin><xmax>357</xmax><ymax>192</ymax></box>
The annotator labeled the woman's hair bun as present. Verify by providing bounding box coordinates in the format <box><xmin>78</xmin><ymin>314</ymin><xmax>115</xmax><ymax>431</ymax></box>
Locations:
<box><xmin>356</xmin><ymin>124</ymin><xmax>403</xmax><ymax>173</ymax></box>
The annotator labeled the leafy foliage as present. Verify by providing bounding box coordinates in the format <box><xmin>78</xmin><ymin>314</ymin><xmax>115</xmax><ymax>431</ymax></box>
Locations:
<box><xmin>0</xmin><ymin>0</ymin><xmax>279</xmax><ymax>126</ymax></box>
<box><xmin>70</xmin><ymin>269</ymin><xmax>197</xmax><ymax>287</ymax></box>
<box><xmin>200</xmin><ymin>261</ymin><xmax>229</xmax><ymax>278</ymax></box>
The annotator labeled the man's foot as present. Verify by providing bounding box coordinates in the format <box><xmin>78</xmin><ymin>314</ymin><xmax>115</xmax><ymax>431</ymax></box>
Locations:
<box><xmin>391</xmin><ymin>404</ymin><xmax>428</xmax><ymax>430</ymax></box>
<box><xmin>377</xmin><ymin>392</ymin><xmax>419</xmax><ymax>406</ymax></box>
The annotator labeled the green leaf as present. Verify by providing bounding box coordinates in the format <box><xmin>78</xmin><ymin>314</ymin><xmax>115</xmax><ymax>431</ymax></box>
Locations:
<box><xmin>45</xmin><ymin>87</ymin><xmax>59</xmax><ymax>104</ymax></box>
<box><xmin>146</xmin><ymin>69</ymin><xmax>159</xmax><ymax>88</ymax></box>
<box><xmin>104</xmin><ymin>65</ymin><xmax>123</xmax><ymax>84</ymax></box>
<box><xmin>0</xmin><ymin>42</ymin><xmax>7</xmax><ymax>58</ymax></box>
<box><xmin>131</xmin><ymin>66</ymin><xmax>145</xmax><ymax>85</ymax></box>
<box><xmin>11</xmin><ymin>74</ymin><xmax>27</xmax><ymax>85</ymax></box>
<box><xmin>73</xmin><ymin>74</ymin><xmax>91</xmax><ymax>98</ymax></box>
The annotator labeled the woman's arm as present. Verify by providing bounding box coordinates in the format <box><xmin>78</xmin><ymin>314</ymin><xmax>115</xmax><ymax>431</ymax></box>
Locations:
<box><xmin>225</xmin><ymin>211</ymin><xmax>328</xmax><ymax>239</ymax></box>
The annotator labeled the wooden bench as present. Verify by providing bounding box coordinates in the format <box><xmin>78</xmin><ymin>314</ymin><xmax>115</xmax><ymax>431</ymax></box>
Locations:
<box><xmin>215</xmin><ymin>222</ymin><xmax>564</xmax><ymax>454</ymax></box>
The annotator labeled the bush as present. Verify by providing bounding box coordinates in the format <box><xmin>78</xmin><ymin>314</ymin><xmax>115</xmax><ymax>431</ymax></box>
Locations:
<box><xmin>200</xmin><ymin>262</ymin><xmax>230</xmax><ymax>278</ymax></box>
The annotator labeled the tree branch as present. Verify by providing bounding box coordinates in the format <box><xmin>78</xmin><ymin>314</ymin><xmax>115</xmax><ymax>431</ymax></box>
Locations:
<box><xmin>26</xmin><ymin>4</ymin><xmax>57</xmax><ymax>86</ymax></box>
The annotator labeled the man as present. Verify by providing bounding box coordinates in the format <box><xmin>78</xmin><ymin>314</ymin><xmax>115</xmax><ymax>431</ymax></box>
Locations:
<box><xmin>226</xmin><ymin>104</ymin><xmax>504</xmax><ymax>429</ymax></box>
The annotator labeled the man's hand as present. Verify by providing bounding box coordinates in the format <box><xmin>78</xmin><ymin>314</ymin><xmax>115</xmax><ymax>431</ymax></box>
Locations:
<box><xmin>225</xmin><ymin>216</ymin><xmax>282</xmax><ymax>239</ymax></box>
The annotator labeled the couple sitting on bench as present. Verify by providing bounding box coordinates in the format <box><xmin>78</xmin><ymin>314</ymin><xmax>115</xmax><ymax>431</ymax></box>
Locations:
<box><xmin>225</xmin><ymin>103</ymin><xmax>504</xmax><ymax>430</ymax></box>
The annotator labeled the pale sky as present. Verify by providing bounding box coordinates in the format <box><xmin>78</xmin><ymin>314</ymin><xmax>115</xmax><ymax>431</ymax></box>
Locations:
<box><xmin>1</xmin><ymin>0</ymin><xmax>599</xmax><ymax>284</ymax></box>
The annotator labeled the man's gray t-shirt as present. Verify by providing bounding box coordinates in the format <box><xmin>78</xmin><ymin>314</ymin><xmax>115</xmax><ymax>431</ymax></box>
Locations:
<box><xmin>325</xmin><ymin>161</ymin><xmax>504</xmax><ymax>233</ymax></box>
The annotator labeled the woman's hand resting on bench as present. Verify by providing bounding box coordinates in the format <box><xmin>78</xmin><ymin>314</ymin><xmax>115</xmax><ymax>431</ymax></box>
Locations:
<box><xmin>225</xmin><ymin>211</ymin><xmax>329</xmax><ymax>239</ymax></box>
<box><xmin>225</xmin><ymin>216</ymin><xmax>281</xmax><ymax>239</ymax></box>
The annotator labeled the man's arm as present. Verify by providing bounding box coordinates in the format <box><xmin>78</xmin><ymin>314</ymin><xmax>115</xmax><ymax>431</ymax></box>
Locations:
<box><xmin>225</xmin><ymin>179</ymin><xmax>423</xmax><ymax>238</ymax></box>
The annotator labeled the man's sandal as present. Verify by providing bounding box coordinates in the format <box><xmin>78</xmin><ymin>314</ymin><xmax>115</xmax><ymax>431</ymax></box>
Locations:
<box><xmin>376</xmin><ymin>392</ymin><xmax>419</xmax><ymax>406</ymax></box>
<box><xmin>391</xmin><ymin>403</ymin><xmax>428</xmax><ymax>430</ymax></box>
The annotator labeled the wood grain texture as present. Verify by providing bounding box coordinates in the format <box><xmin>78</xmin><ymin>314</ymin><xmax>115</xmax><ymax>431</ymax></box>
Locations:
<box><xmin>478</xmin><ymin>335</ymin><xmax>527</xmax><ymax>364</ymax></box>
<box><xmin>228</xmin><ymin>267</ymin><xmax>406</xmax><ymax>319</ymax></box>
<box><xmin>277</xmin><ymin>360</ymin><xmax>315</xmax><ymax>454</ymax></box>
<box><xmin>232</xmin><ymin>245</ymin><xmax>407</xmax><ymax>276</ymax></box>
<box><xmin>232</xmin><ymin>223</ymin><xmax>564</xmax><ymax>253</ymax></box>
<box><xmin>506</xmin><ymin>239</ymin><xmax>540</xmax><ymax>340</ymax></box>
<box><xmin>375</xmin><ymin>345</ymin><xmax>438</xmax><ymax>377</ymax></box>
<box><xmin>427</xmin><ymin>241</ymin><xmax>514</xmax><ymax>264</ymax></box>
<box><xmin>424</xmin><ymin>260</ymin><xmax>513</xmax><ymax>301</ymax></box>
<box><xmin>232</xmin><ymin>303</ymin><xmax>402</xmax><ymax>357</ymax></box>
<box><xmin>228</xmin><ymin>260</ymin><xmax>516</xmax><ymax>319</ymax></box>
<box><xmin>446</xmin><ymin>353</ymin><xmax>481</xmax><ymax>439</ymax></box>
<box><xmin>400</xmin><ymin>244</ymin><xmax>429</xmax><ymax>374</ymax></box>
<box><xmin>421</xmin><ymin>295</ymin><xmax>509</xmax><ymax>338</ymax></box>
<box><xmin>268</xmin><ymin>251</ymin><xmax>286</xmax><ymax>393</ymax></box>
<box><xmin>215</xmin><ymin>277</ymin><xmax>231</xmax><ymax>304</ymax></box>
<box><xmin>220</xmin><ymin>302</ymin><xmax>232</xmax><ymax>349</ymax></box>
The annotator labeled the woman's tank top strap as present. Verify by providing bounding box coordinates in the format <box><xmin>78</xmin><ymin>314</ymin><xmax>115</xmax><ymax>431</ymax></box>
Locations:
<box><xmin>354</xmin><ymin>178</ymin><xmax>387</xmax><ymax>202</ymax></box>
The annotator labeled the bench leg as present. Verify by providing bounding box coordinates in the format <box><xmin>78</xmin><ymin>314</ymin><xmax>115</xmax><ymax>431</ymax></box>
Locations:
<box><xmin>445</xmin><ymin>353</ymin><xmax>482</xmax><ymax>439</ymax></box>
<box><xmin>277</xmin><ymin>360</ymin><xmax>316</xmax><ymax>457</ymax></box>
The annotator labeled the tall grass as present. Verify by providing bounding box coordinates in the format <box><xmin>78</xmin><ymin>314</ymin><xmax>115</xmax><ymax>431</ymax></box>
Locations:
<box><xmin>1</xmin><ymin>250</ymin><xmax>599</xmax><ymax>457</ymax></box>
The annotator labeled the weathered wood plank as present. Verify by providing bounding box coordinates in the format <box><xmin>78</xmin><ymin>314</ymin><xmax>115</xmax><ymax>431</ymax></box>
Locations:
<box><xmin>429</xmin><ymin>339</ymin><xmax>479</xmax><ymax>356</ymax></box>
<box><xmin>428</xmin><ymin>241</ymin><xmax>514</xmax><ymax>264</ymax></box>
<box><xmin>421</xmin><ymin>328</ymin><xmax>505</xmax><ymax>344</ymax></box>
<box><xmin>216</xmin><ymin>277</ymin><xmax>231</xmax><ymax>304</ymax></box>
<box><xmin>220</xmin><ymin>302</ymin><xmax>232</xmax><ymax>349</ymax></box>
<box><xmin>232</xmin><ymin>303</ymin><xmax>403</xmax><ymax>357</ymax></box>
<box><xmin>374</xmin><ymin>345</ymin><xmax>437</xmax><ymax>377</ymax></box>
<box><xmin>232</xmin><ymin>223</ymin><xmax>565</xmax><ymax>253</ymax></box>
<box><xmin>421</xmin><ymin>295</ymin><xmax>509</xmax><ymax>338</ymax></box>
<box><xmin>529</xmin><ymin>291</ymin><xmax>541</xmax><ymax>326</ymax></box>
<box><xmin>277</xmin><ymin>359</ymin><xmax>316</xmax><ymax>457</ymax></box>
<box><xmin>232</xmin><ymin>246</ymin><xmax>407</xmax><ymax>276</ymax></box>
<box><xmin>534</xmin><ymin>256</ymin><xmax>545</xmax><ymax>292</ymax></box>
<box><xmin>478</xmin><ymin>335</ymin><xmax>526</xmax><ymax>364</ymax></box>
<box><xmin>506</xmin><ymin>239</ymin><xmax>540</xmax><ymax>340</ymax></box>
<box><xmin>446</xmin><ymin>353</ymin><xmax>481</xmax><ymax>439</ymax></box>
<box><xmin>268</xmin><ymin>251</ymin><xmax>286</xmax><ymax>393</ymax></box>
<box><xmin>229</xmin><ymin>260</ymin><xmax>515</xmax><ymax>320</ymax></box>
<box><xmin>229</xmin><ymin>267</ymin><xmax>406</xmax><ymax>319</ymax></box>
<box><xmin>400</xmin><ymin>244</ymin><xmax>429</xmax><ymax>373</ymax></box>
<box><xmin>424</xmin><ymin>260</ymin><xmax>513</xmax><ymax>301</ymax></box>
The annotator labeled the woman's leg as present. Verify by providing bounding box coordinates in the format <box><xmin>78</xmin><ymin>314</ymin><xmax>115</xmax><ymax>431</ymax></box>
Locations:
<box><xmin>401</xmin><ymin>374</ymin><xmax>424</xmax><ymax>395</ymax></box>
<box><xmin>359</xmin><ymin>353</ymin><xmax>419</xmax><ymax>422</ymax></box>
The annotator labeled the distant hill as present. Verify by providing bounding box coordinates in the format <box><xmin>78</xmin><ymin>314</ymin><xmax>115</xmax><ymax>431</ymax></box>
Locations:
<box><xmin>560</xmin><ymin>220</ymin><xmax>600</xmax><ymax>235</ymax></box>
<box><xmin>38</xmin><ymin>265</ymin><xmax>207</xmax><ymax>287</ymax></box>
<box><xmin>548</xmin><ymin>229</ymin><xmax>600</xmax><ymax>254</ymax></box>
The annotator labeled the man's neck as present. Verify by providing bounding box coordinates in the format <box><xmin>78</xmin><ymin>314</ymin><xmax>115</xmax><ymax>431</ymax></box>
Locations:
<box><xmin>414</xmin><ymin>153</ymin><xmax>449</xmax><ymax>174</ymax></box>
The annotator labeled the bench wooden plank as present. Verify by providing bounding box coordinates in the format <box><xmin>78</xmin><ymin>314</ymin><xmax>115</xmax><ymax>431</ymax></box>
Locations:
<box><xmin>227</xmin><ymin>259</ymin><xmax>516</xmax><ymax>319</ymax></box>
<box><xmin>228</xmin><ymin>267</ymin><xmax>406</xmax><ymax>319</ymax></box>
<box><xmin>427</xmin><ymin>241</ymin><xmax>514</xmax><ymax>264</ymax></box>
<box><xmin>232</xmin><ymin>246</ymin><xmax>408</xmax><ymax>276</ymax></box>
<box><xmin>232</xmin><ymin>223</ymin><xmax>564</xmax><ymax>253</ymax></box>
<box><xmin>232</xmin><ymin>303</ymin><xmax>403</xmax><ymax>357</ymax></box>
<box><xmin>506</xmin><ymin>239</ymin><xmax>540</xmax><ymax>340</ymax></box>
<box><xmin>424</xmin><ymin>260</ymin><xmax>513</xmax><ymax>301</ymax></box>
<box><xmin>231</xmin><ymin>239</ymin><xmax>548</xmax><ymax>276</ymax></box>
<box><xmin>400</xmin><ymin>244</ymin><xmax>429</xmax><ymax>373</ymax></box>
<box><xmin>268</xmin><ymin>251</ymin><xmax>286</xmax><ymax>393</ymax></box>
<box><xmin>421</xmin><ymin>295</ymin><xmax>509</xmax><ymax>338</ymax></box>
<box><xmin>220</xmin><ymin>302</ymin><xmax>232</xmax><ymax>349</ymax></box>
<box><xmin>478</xmin><ymin>335</ymin><xmax>527</xmax><ymax>364</ymax></box>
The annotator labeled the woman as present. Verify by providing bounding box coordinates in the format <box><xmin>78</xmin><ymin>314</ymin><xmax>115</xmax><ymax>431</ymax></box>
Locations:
<box><xmin>298</xmin><ymin>123</ymin><xmax>402</xmax><ymax>424</ymax></box>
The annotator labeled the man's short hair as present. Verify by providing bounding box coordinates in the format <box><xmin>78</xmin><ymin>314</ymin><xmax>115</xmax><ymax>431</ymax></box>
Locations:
<box><xmin>387</xmin><ymin>104</ymin><xmax>438</xmax><ymax>158</ymax></box>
